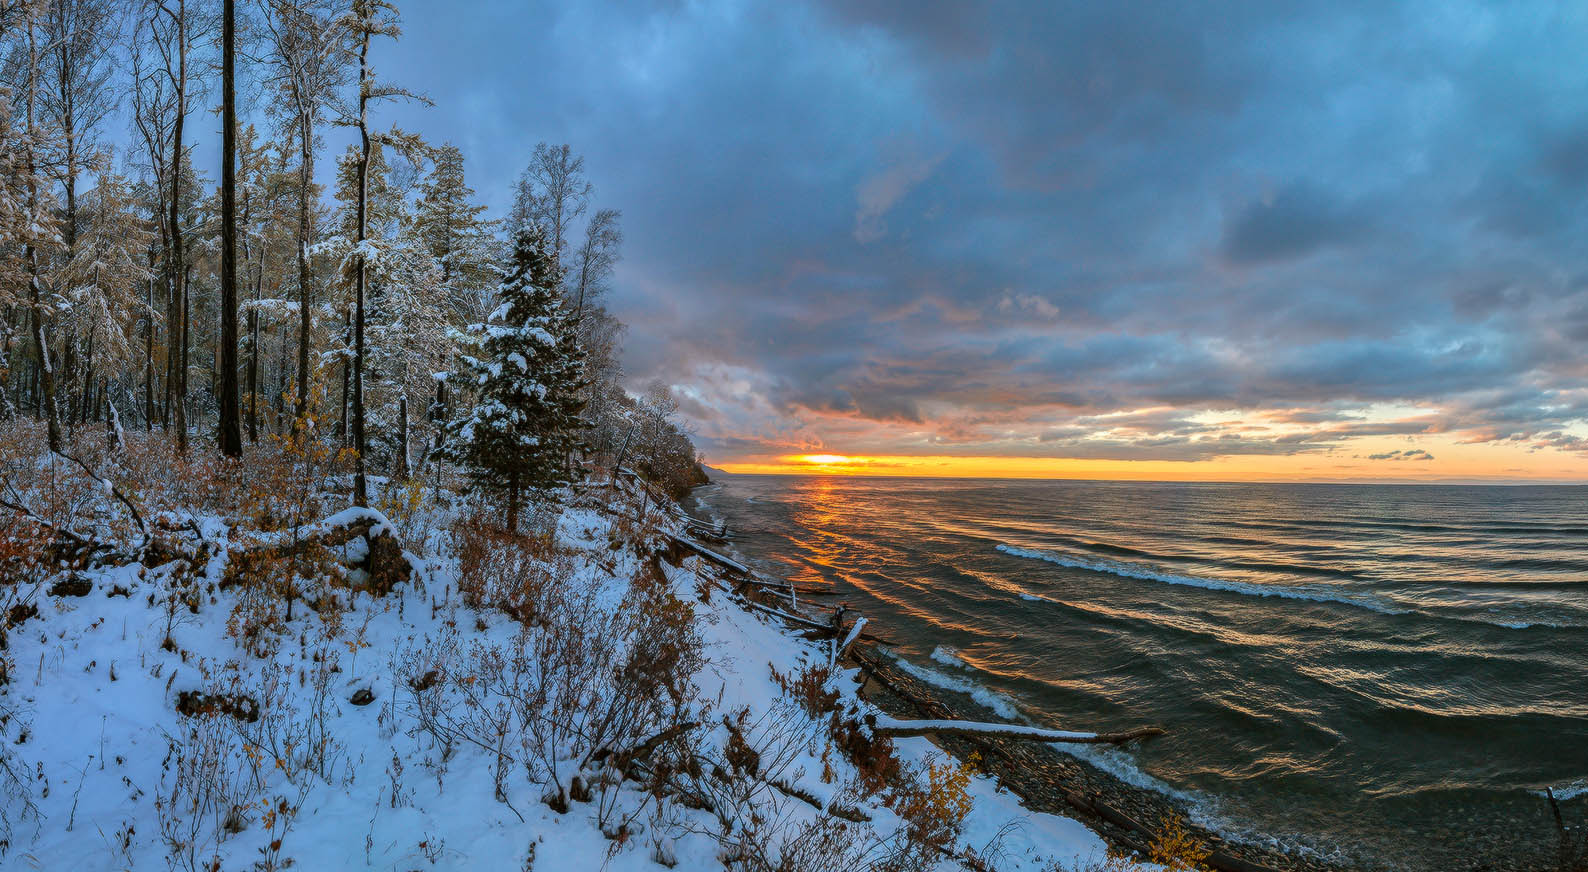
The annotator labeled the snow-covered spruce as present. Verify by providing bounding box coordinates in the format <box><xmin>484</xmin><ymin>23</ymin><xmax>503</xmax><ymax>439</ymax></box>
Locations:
<box><xmin>0</xmin><ymin>480</ymin><xmax>1111</xmax><ymax>870</ymax></box>
<box><xmin>437</xmin><ymin>224</ymin><xmax>587</xmax><ymax>533</ymax></box>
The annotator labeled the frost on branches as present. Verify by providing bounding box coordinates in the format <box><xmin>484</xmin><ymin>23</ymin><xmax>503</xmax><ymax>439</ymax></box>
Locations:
<box><xmin>439</xmin><ymin>225</ymin><xmax>587</xmax><ymax>531</ymax></box>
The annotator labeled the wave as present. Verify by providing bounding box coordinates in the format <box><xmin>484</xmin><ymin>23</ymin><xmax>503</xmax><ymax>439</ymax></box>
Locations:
<box><xmin>996</xmin><ymin>544</ymin><xmax>1582</xmax><ymax>632</ymax></box>
<box><xmin>888</xmin><ymin>654</ymin><xmax>1020</xmax><ymax>720</ymax></box>
<box><xmin>995</xmin><ymin>544</ymin><xmax>1404</xmax><ymax>615</ymax></box>
<box><xmin>930</xmin><ymin>645</ymin><xmax>967</xmax><ymax>668</ymax></box>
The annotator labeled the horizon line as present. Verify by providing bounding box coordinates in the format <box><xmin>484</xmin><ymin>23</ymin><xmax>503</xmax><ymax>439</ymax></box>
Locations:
<box><xmin>706</xmin><ymin>466</ymin><xmax>1588</xmax><ymax>487</ymax></box>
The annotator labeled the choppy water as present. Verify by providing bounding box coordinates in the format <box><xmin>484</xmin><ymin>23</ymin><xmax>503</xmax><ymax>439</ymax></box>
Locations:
<box><xmin>691</xmin><ymin>474</ymin><xmax>1588</xmax><ymax>870</ymax></box>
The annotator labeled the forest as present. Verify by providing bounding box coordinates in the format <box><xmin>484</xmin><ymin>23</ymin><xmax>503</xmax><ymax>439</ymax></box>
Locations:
<box><xmin>0</xmin><ymin>0</ymin><xmax>703</xmax><ymax>507</ymax></box>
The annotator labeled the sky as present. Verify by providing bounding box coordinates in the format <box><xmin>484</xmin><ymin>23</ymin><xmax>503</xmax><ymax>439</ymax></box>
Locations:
<box><xmin>360</xmin><ymin>0</ymin><xmax>1588</xmax><ymax>481</ymax></box>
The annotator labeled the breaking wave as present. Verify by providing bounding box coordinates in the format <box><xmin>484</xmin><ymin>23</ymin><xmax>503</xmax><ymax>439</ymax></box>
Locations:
<box><xmin>995</xmin><ymin>543</ymin><xmax>1403</xmax><ymax>615</ymax></box>
<box><xmin>888</xmin><ymin>653</ymin><xmax>1020</xmax><ymax>720</ymax></box>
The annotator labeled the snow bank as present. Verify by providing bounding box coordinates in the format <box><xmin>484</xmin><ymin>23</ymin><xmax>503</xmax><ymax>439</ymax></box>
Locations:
<box><xmin>0</xmin><ymin>497</ymin><xmax>1108</xmax><ymax>871</ymax></box>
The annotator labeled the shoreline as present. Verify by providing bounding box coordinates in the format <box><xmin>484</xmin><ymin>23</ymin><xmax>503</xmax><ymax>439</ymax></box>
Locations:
<box><xmin>847</xmin><ymin>642</ymin><xmax>1341</xmax><ymax>872</ymax></box>
<box><xmin>682</xmin><ymin>484</ymin><xmax>1560</xmax><ymax>872</ymax></box>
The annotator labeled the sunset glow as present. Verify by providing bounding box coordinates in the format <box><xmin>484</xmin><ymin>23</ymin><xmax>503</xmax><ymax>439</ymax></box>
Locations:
<box><xmin>719</xmin><ymin>433</ymin><xmax>1588</xmax><ymax>482</ymax></box>
<box><xmin>797</xmin><ymin>454</ymin><xmax>854</xmax><ymax>466</ymax></box>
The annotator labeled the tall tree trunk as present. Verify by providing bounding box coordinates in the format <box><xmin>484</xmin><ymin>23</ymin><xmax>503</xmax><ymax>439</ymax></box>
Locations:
<box><xmin>396</xmin><ymin>394</ymin><xmax>408</xmax><ymax>479</ymax></box>
<box><xmin>180</xmin><ymin>264</ymin><xmax>190</xmax><ymax>447</ymax></box>
<box><xmin>80</xmin><ymin>323</ymin><xmax>94</xmax><ymax>424</ymax></box>
<box><xmin>168</xmin><ymin>1</ymin><xmax>188</xmax><ymax>451</ymax></box>
<box><xmin>58</xmin><ymin>58</ymin><xmax>79</xmax><ymax>432</ymax></box>
<box><xmin>144</xmin><ymin>269</ymin><xmax>155</xmax><ymax>430</ymax></box>
<box><xmin>295</xmin><ymin>115</ymin><xmax>313</xmax><ymax>421</ymax></box>
<box><xmin>239</xmin><ymin>169</ymin><xmax>260</xmax><ymax>443</ymax></box>
<box><xmin>217</xmin><ymin>0</ymin><xmax>242</xmax><ymax>458</ymax></box>
<box><xmin>275</xmin><ymin>309</ymin><xmax>289</xmax><ymax>430</ymax></box>
<box><xmin>340</xmin><ymin>308</ymin><xmax>350</xmax><ymax>444</ymax></box>
<box><xmin>247</xmin><ymin>261</ymin><xmax>260</xmax><ymax>443</ymax></box>
<box><xmin>162</xmin><ymin>269</ymin><xmax>174</xmax><ymax>429</ymax></box>
<box><xmin>24</xmin><ymin>17</ymin><xmax>60</xmax><ymax>453</ymax></box>
<box><xmin>351</xmin><ymin>27</ymin><xmax>372</xmax><ymax>507</ymax></box>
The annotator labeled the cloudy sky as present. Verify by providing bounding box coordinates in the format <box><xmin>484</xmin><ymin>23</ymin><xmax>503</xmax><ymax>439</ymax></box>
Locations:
<box><xmin>374</xmin><ymin>0</ymin><xmax>1588</xmax><ymax>480</ymax></box>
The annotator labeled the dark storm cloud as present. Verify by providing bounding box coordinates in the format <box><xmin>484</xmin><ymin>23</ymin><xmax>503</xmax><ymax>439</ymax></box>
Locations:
<box><xmin>379</xmin><ymin>0</ymin><xmax>1588</xmax><ymax>465</ymax></box>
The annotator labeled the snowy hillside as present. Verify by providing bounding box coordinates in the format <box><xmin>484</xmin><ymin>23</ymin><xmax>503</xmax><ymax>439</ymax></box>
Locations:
<box><xmin>0</xmin><ymin>437</ymin><xmax>1112</xmax><ymax>871</ymax></box>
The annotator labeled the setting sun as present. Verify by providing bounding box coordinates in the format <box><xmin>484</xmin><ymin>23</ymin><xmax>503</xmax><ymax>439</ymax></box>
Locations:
<box><xmin>798</xmin><ymin>454</ymin><xmax>853</xmax><ymax>465</ymax></box>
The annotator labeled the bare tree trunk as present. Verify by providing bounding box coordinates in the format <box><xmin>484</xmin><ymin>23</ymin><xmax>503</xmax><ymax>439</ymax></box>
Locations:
<box><xmin>275</xmin><ymin>308</ymin><xmax>289</xmax><ymax>430</ymax></box>
<box><xmin>80</xmin><ymin>322</ymin><xmax>94</xmax><ymax>424</ymax></box>
<box><xmin>167</xmin><ymin>0</ymin><xmax>189</xmax><ymax>452</ymax></box>
<box><xmin>294</xmin><ymin>116</ymin><xmax>313</xmax><ymax>420</ymax></box>
<box><xmin>144</xmin><ymin>270</ymin><xmax>155</xmax><ymax>430</ymax></box>
<box><xmin>180</xmin><ymin>262</ymin><xmax>190</xmax><ymax>447</ymax></box>
<box><xmin>396</xmin><ymin>394</ymin><xmax>408</xmax><ymax>479</ymax></box>
<box><xmin>23</xmin><ymin>16</ymin><xmax>61</xmax><ymax>453</ymax></box>
<box><xmin>240</xmin><ymin>155</ymin><xmax>260</xmax><ymax>443</ymax></box>
<box><xmin>247</xmin><ymin>267</ymin><xmax>260</xmax><ymax>443</ymax></box>
<box><xmin>339</xmin><ymin>308</ymin><xmax>350</xmax><ymax>443</ymax></box>
<box><xmin>350</xmin><ymin>24</ymin><xmax>371</xmax><ymax>507</ymax></box>
<box><xmin>218</xmin><ymin>0</ymin><xmax>242</xmax><ymax>458</ymax></box>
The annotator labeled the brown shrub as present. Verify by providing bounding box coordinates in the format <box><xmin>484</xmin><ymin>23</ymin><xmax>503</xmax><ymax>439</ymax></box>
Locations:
<box><xmin>450</xmin><ymin>515</ymin><xmax>562</xmax><ymax>619</ymax></box>
<box><xmin>770</xmin><ymin>662</ymin><xmax>840</xmax><ymax>720</ymax></box>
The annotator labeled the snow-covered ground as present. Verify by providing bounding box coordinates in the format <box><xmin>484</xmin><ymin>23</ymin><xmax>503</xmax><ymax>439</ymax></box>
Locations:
<box><xmin>0</xmin><ymin>486</ymin><xmax>1111</xmax><ymax>870</ymax></box>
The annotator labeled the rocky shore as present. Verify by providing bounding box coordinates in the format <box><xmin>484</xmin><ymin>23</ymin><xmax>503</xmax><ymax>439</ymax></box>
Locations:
<box><xmin>845</xmin><ymin>642</ymin><xmax>1349</xmax><ymax>872</ymax></box>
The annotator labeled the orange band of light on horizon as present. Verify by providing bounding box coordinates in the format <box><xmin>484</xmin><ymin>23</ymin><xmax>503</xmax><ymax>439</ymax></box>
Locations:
<box><xmin>713</xmin><ymin>443</ymin><xmax>1588</xmax><ymax>483</ymax></box>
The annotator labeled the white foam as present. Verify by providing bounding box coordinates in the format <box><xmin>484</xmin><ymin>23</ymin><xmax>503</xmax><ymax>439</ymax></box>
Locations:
<box><xmin>930</xmin><ymin>645</ymin><xmax>966</xmax><ymax>668</ymax></box>
<box><xmin>1536</xmin><ymin>780</ymin><xmax>1588</xmax><ymax>801</ymax></box>
<box><xmin>996</xmin><ymin>543</ymin><xmax>1404</xmax><ymax>615</ymax></box>
<box><xmin>888</xmin><ymin>655</ymin><xmax>1021</xmax><ymax>720</ymax></box>
<box><xmin>1058</xmin><ymin>741</ymin><xmax>1201</xmax><ymax>805</ymax></box>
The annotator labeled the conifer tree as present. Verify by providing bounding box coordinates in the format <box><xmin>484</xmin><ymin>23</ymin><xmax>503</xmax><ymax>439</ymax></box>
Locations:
<box><xmin>415</xmin><ymin>143</ymin><xmax>494</xmax><ymax>322</ymax></box>
<box><xmin>439</xmin><ymin>225</ymin><xmax>586</xmax><ymax>532</ymax></box>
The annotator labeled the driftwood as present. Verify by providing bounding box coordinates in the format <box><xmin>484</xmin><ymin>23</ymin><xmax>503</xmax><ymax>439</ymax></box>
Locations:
<box><xmin>744</xmin><ymin>576</ymin><xmax>836</xmax><ymax>597</ymax></box>
<box><xmin>754</xmin><ymin>585</ymin><xmax>837</xmax><ymax>610</ymax></box>
<box><xmin>592</xmin><ymin>720</ymin><xmax>700</xmax><ymax>775</ymax></box>
<box><xmin>739</xmin><ymin>597</ymin><xmax>834</xmax><ymax>631</ymax></box>
<box><xmin>671</xmin><ymin>536</ymin><xmax>750</xmax><ymax>575</ymax></box>
<box><xmin>836</xmin><ymin>617</ymin><xmax>868</xmax><ymax>658</ymax></box>
<box><xmin>871</xmin><ymin>715</ymin><xmax>1164</xmax><ymax>746</ymax></box>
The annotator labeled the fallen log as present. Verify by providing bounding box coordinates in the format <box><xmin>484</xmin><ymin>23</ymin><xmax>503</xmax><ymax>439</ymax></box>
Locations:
<box><xmin>672</xmin><ymin>536</ymin><xmax>750</xmax><ymax>575</ymax></box>
<box><xmin>738</xmin><ymin>597</ymin><xmax>834</xmax><ymax>631</ymax></box>
<box><xmin>837</xmin><ymin>616</ymin><xmax>868</xmax><ymax>658</ymax></box>
<box><xmin>743</xmin><ymin>576</ymin><xmax>837</xmax><ymax>597</ymax></box>
<box><xmin>871</xmin><ymin>714</ymin><xmax>1164</xmax><ymax>746</ymax></box>
<box><xmin>754</xmin><ymin>586</ymin><xmax>838</xmax><ymax>610</ymax></box>
<box><xmin>226</xmin><ymin>507</ymin><xmax>413</xmax><ymax>595</ymax></box>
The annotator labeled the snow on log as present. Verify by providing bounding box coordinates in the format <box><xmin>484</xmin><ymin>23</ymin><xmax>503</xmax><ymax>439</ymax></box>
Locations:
<box><xmin>871</xmin><ymin>714</ymin><xmax>1164</xmax><ymax>745</ymax></box>
<box><xmin>228</xmin><ymin>507</ymin><xmax>412</xmax><ymax>594</ymax></box>
<box><xmin>671</xmin><ymin>535</ymin><xmax>750</xmax><ymax>575</ymax></box>
<box><xmin>838</xmin><ymin>617</ymin><xmax>868</xmax><ymax>656</ymax></box>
